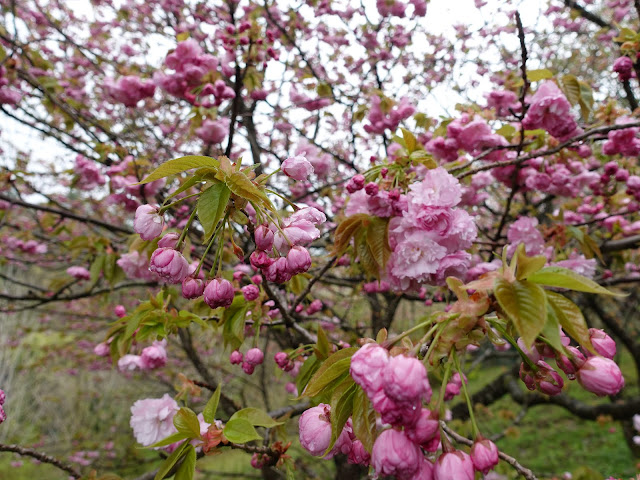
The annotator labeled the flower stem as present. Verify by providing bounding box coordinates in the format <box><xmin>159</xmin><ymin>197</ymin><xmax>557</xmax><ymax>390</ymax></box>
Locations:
<box><xmin>453</xmin><ymin>350</ymin><xmax>479</xmax><ymax>438</ymax></box>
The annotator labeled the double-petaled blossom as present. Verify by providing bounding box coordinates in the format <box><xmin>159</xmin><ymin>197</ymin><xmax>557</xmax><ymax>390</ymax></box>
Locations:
<box><xmin>371</xmin><ymin>429</ymin><xmax>421</xmax><ymax>479</ymax></box>
<box><xmin>182</xmin><ymin>276</ymin><xmax>205</xmax><ymax>299</ymax></box>
<box><xmin>282</xmin><ymin>155</ymin><xmax>314</xmax><ymax>181</ymax></box>
<box><xmin>521</xmin><ymin>81</ymin><xmax>581</xmax><ymax>140</ymax></box>
<box><xmin>298</xmin><ymin>404</ymin><xmax>333</xmax><ymax>457</ymax></box>
<box><xmin>140</xmin><ymin>340</ymin><xmax>168</xmax><ymax>370</ymax></box>
<box><xmin>130</xmin><ymin>394</ymin><xmax>179</xmax><ymax>447</ymax></box>
<box><xmin>203</xmin><ymin>278</ymin><xmax>234</xmax><ymax>309</ymax></box>
<box><xmin>149</xmin><ymin>248</ymin><xmax>189</xmax><ymax>283</ymax></box>
<box><xmin>195</xmin><ymin>118</ymin><xmax>230</xmax><ymax>144</ymax></box>
<box><xmin>241</xmin><ymin>284</ymin><xmax>260</xmax><ymax>301</ymax></box>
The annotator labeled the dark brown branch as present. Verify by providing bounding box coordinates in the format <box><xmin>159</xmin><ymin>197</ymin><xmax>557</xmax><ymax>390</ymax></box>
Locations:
<box><xmin>561</xmin><ymin>0</ymin><xmax>613</xmax><ymax>29</ymax></box>
<box><xmin>0</xmin><ymin>443</ymin><xmax>82</xmax><ymax>479</ymax></box>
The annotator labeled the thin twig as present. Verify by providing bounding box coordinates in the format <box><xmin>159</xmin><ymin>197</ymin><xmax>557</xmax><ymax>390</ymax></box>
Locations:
<box><xmin>0</xmin><ymin>443</ymin><xmax>82</xmax><ymax>479</ymax></box>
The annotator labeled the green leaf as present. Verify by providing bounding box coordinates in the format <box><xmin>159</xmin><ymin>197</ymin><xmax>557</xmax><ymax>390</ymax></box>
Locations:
<box><xmin>560</xmin><ymin>75</ymin><xmax>580</xmax><ymax>106</ymax></box>
<box><xmin>527</xmin><ymin>68</ymin><xmax>553</xmax><ymax>82</ymax></box>
<box><xmin>174</xmin><ymin>445</ymin><xmax>196</xmax><ymax>480</ymax></box>
<box><xmin>222</xmin><ymin>302</ymin><xmax>249</xmax><ymax>350</ymax></box>
<box><xmin>139</xmin><ymin>156</ymin><xmax>220</xmax><ymax>184</ymax></box>
<box><xmin>203</xmin><ymin>384</ymin><xmax>221</xmax><ymax>424</ymax></box>
<box><xmin>351</xmin><ymin>388</ymin><xmax>375</xmax><ymax>453</ymax></box>
<box><xmin>547</xmin><ymin>291</ymin><xmax>594</xmax><ymax>353</ymax></box>
<box><xmin>223</xmin><ymin>418</ymin><xmax>263</xmax><ymax>444</ymax></box>
<box><xmin>197</xmin><ymin>182</ymin><xmax>231</xmax><ymax>243</ymax></box>
<box><xmin>315</xmin><ymin>326</ymin><xmax>331</xmax><ymax>360</ymax></box>
<box><xmin>577</xmin><ymin>80</ymin><xmax>593</xmax><ymax>119</ymax></box>
<box><xmin>301</xmin><ymin>347</ymin><xmax>358</xmax><ymax>398</ymax></box>
<box><xmin>527</xmin><ymin>266</ymin><xmax>624</xmax><ymax>296</ymax></box>
<box><xmin>401</xmin><ymin>128</ymin><xmax>417</xmax><ymax>153</ymax></box>
<box><xmin>296</xmin><ymin>354</ymin><xmax>320</xmax><ymax>394</ymax></box>
<box><xmin>154</xmin><ymin>441</ymin><xmax>189</xmax><ymax>480</ymax></box>
<box><xmin>332</xmin><ymin>214</ymin><xmax>367</xmax><ymax>257</ymax></box>
<box><xmin>164</xmin><ymin>174</ymin><xmax>204</xmax><ymax>203</ymax></box>
<box><xmin>494</xmin><ymin>278</ymin><xmax>548</xmax><ymax>348</ymax></box>
<box><xmin>145</xmin><ymin>432</ymin><xmax>190</xmax><ymax>449</ymax></box>
<box><xmin>173</xmin><ymin>408</ymin><xmax>202</xmax><ymax>439</ymax></box>
<box><xmin>229</xmin><ymin>408</ymin><xmax>283</xmax><ymax>428</ymax></box>
<box><xmin>225</xmin><ymin>172</ymin><xmax>273</xmax><ymax>209</ymax></box>
<box><xmin>542</xmin><ymin>304</ymin><xmax>566</xmax><ymax>353</ymax></box>
<box><xmin>514</xmin><ymin>244</ymin><xmax>547</xmax><ymax>280</ymax></box>
<box><xmin>325</xmin><ymin>377</ymin><xmax>357</xmax><ymax>455</ymax></box>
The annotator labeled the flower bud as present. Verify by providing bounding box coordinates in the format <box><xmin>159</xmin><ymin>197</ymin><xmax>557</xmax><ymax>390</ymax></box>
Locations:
<box><xmin>306</xmin><ymin>299</ymin><xmax>323</xmax><ymax>315</ymax></box>
<box><xmin>203</xmin><ymin>278</ymin><xmax>235</xmax><ymax>309</ymax></box>
<box><xmin>577</xmin><ymin>356</ymin><xmax>625</xmax><ymax>396</ymax></box>
<box><xmin>229</xmin><ymin>350</ymin><xmax>243</xmax><ymax>365</ymax></box>
<box><xmin>246</xmin><ymin>348</ymin><xmax>264</xmax><ymax>366</ymax></box>
<box><xmin>118</xmin><ymin>354</ymin><xmax>142</xmax><ymax>372</ymax></box>
<box><xmin>519</xmin><ymin>362</ymin><xmax>536</xmax><ymax>390</ymax></box>
<box><xmin>241</xmin><ymin>284</ymin><xmax>260</xmax><ymax>301</ymax></box>
<box><xmin>242</xmin><ymin>361</ymin><xmax>255</xmax><ymax>375</ymax></box>
<box><xmin>286</xmin><ymin>246</ymin><xmax>312</xmax><ymax>275</ymax></box>
<box><xmin>298</xmin><ymin>404</ymin><xmax>332</xmax><ymax>456</ymax></box>
<box><xmin>134</xmin><ymin>205</ymin><xmax>164</xmax><ymax>241</ymax></box>
<box><xmin>158</xmin><ymin>232</ymin><xmax>180</xmax><ymax>248</ymax></box>
<box><xmin>470</xmin><ymin>437</ymin><xmax>499</xmax><ymax>474</ymax></box>
<box><xmin>114</xmin><ymin>305</ymin><xmax>127</xmax><ymax>318</ymax></box>
<box><xmin>371</xmin><ymin>429</ymin><xmax>421</xmax><ymax>479</ymax></box>
<box><xmin>263</xmin><ymin>257</ymin><xmax>291</xmax><ymax>283</ymax></box>
<box><xmin>149</xmin><ymin>248</ymin><xmax>189</xmax><ymax>283</ymax></box>
<box><xmin>556</xmin><ymin>346</ymin><xmax>585</xmax><ymax>376</ymax></box>
<box><xmin>382</xmin><ymin>354</ymin><xmax>431</xmax><ymax>404</ymax></box>
<box><xmin>405</xmin><ymin>408</ymin><xmax>439</xmax><ymax>447</ymax></box>
<box><xmin>182</xmin><ymin>276</ymin><xmax>205</xmax><ymax>299</ymax></box>
<box><xmin>346</xmin><ymin>174</ymin><xmax>366</xmax><ymax>193</ymax></box>
<box><xmin>410</xmin><ymin>457</ymin><xmax>435</xmax><ymax>480</ymax></box>
<box><xmin>282</xmin><ymin>155</ymin><xmax>314</xmax><ymax>181</ymax></box>
<box><xmin>589</xmin><ymin>328</ymin><xmax>616</xmax><ymax>359</ymax></box>
<box><xmin>254</xmin><ymin>225</ymin><xmax>274</xmax><ymax>251</ymax></box>
<box><xmin>365</xmin><ymin>182</ymin><xmax>379</xmax><ymax>196</ymax></box>
<box><xmin>94</xmin><ymin>342</ymin><xmax>110</xmax><ymax>357</ymax></box>
<box><xmin>0</xmin><ymin>389</ymin><xmax>5</xmax><ymax>405</ymax></box>
<box><xmin>434</xmin><ymin>450</ymin><xmax>474</xmax><ymax>480</ymax></box>
<box><xmin>348</xmin><ymin>440</ymin><xmax>371</xmax><ymax>466</ymax></box>
<box><xmin>140</xmin><ymin>340</ymin><xmax>168</xmax><ymax>370</ymax></box>
<box><xmin>274</xmin><ymin>352</ymin><xmax>290</xmax><ymax>369</ymax></box>
<box><xmin>0</xmin><ymin>405</ymin><xmax>5</xmax><ymax>424</ymax></box>
<box><xmin>350</xmin><ymin>343</ymin><xmax>389</xmax><ymax>395</ymax></box>
<box><xmin>535</xmin><ymin>360</ymin><xmax>564</xmax><ymax>396</ymax></box>
<box><xmin>250</xmin><ymin>250</ymin><xmax>273</xmax><ymax>269</ymax></box>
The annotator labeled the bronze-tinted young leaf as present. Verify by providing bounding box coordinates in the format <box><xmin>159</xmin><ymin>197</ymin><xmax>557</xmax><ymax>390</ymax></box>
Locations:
<box><xmin>197</xmin><ymin>182</ymin><xmax>231</xmax><ymax>243</ymax></box>
<box><xmin>173</xmin><ymin>407</ymin><xmax>202</xmax><ymax>439</ymax></box>
<box><xmin>547</xmin><ymin>291</ymin><xmax>594</xmax><ymax>353</ymax></box>
<box><xmin>401</xmin><ymin>128</ymin><xmax>417</xmax><ymax>153</ymax></box>
<box><xmin>174</xmin><ymin>444</ymin><xmax>196</xmax><ymax>480</ymax></box>
<box><xmin>154</xmin><ymin>441</ymin><xmax>189</xmax><ymax>480</ymax></box>
<box><xmin>222</xmin><ymin>418</ymin><xmax>263</xmax><ymax>444</ymax></box>
<box><xmin>139</xmin><ymin>156</ymin><xmax>220</xmax><ymax>184</ymax></box>
<box><xmin>514</xmin><ymin>244</ymin><xmax>547</xmax><ymax>281</ymax></box>
<box><xmin>229</xmin><ymin>408</ymin><xmax>284</xmax><ymax>428</ymax></box>
<box><xmin>226</xmin><ymin>172</ymin><xmax>274</xmax><ymax>210</ymax></box>
<box><xmin>527</xmin><ymin>266</ymin><xmax>624</xmax><ymax>296</ymax></box>
<box><xmin>494</xmin><ymin>278</ymin><xmax>547</xmax><ymax>348</ymax></box>
<box><xmin>332</xmin><ymin>214</ymin><xmax>367</xmax><ymax>257</ymax></box>
<box><xmin>527</xmin><ymin>68</ymin><xmax>553</xmax><ymax>82</ymax></box>
<box><xmin>351</xmin><ymin>388</ymin><xmax>376</xmax><ymax>453</ymax></box>
<box><xmin>365</xmin><ymin>217</ymin><xmax>391</xmax><ymax>273</ymax></box>
<box><xmin>203</xmin><ymin>383</ymin><xmax>221</xmax><ymax>424</ymax></box>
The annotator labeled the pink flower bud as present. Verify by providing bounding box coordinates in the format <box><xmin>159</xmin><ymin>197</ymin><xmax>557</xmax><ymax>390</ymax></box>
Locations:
<box><xmin>348</xmin><ymin>440</ymin><xmax>371</xmax><ymax>466</ymax></box>
<box><xmin>251</xmin><ymin>274</ymin><xmax>262</xmax><ymax>284</ymax></box>
<box><xmin>282</xmin><ymin>155</ymin><xmax>314</xmax><ymax>181</ymax></box>
<box><xmin>410</xmin><ymin>457</ymin><xmax>435</xmax><ymax>480</ymax></box>
<box><xmin>242</xmin><ymin>361</ymin><xmax>255</xmax><ymax>375</ymax></box>
<box><xmin>577</xmin><ymin>356</ymin><xmax>625</xmax><ymax>396</ymax></box>
<box><xmin>434</xmin><ymin>450</ymin><xmax>474</xmax><ymax>480</ymax></box>
<box><xmin>350</xmin><ymin>343</ymin><xmax>389</xmax><ymax>395</ymax></box>
<box><xmin>286</xmin><ymin>246</ymin><xmax>312</xmax><ymax>275</ymax></box>
<box><xmin>306</xmin><ymin>299</ymin><xmax>323</xmax><ymax>315</ymax></box>
<box><xmin>182</xmin><ymin>276</ymin><xmax>205</xmax><ymax>299</ymax></box>
<box><xmin>371</xmin><ymin>429</ymin><xmax>421</xmax><ymax>479</ymax></box>
<box><xmin>149</xmin><ymin>248</ymin><xmax>189</xmax><ymax>283</ymax></box>
<box><xmin>405</xmin><ymin>408</ymin><xmax>439</xmax><ymax>447</ymax></box>
<box><xmin>94</xmin><ymin>342</ymin><xmax>110</xmax><ymax>357</ymax></box>
<box><xmin>517</xmin><ymin>337</ymin><xmax>541</xmax><ymax>363</ymax></box>
<box><xmin>365</xmin><ymin>182</ymin><xmax>379</xmax><ymax>196</ymax></box>
<box><xmin>254</xmin><ymin>225</ymin><xmax>274</xmax><ymax>251</ymax></box>
<box><xmin>589</xmin><ymin>328</ymin><xmax>616</xmax><ymax>359</ymax></box>
<box><xmin>382</xmin><ymin>354</ymin><xmax>431</xmax><ymax>404</ymax></box>
<box><xmin>157</xmin><ymin>232</ymin><xmax>180</xmax><ymax>248</ymax></box>
<box><xmin>535</xmin><ymin>360</ymin><xmax>564</xmax><ymax>396</ymax></box>
<box><xmin>285</xmin><ymin>382</ymin><xmax>297</xmax><ymax>395</ymax></box>
<box><xmin>0</xmin><ymin>389</ymin><xmax>5</xmax><ymax>405</ymax></box>
<box><xmin>470</xmin><ymin>437</ymin><xmax>499</xmax><ymax>474</ymax></box>
<box><xmin>203</xmin><ymin>278</ymin><xmax>235</xmax><ymax>309</ymax></box>
<box><xmin>134</xmin><ymin>205</ymin><xmax>165</xmax><ymax>241</ymax></box>
<box><xmin>274</xmin><ymin>352</ymin><xmax>290</xmax><ymax>369</ymax></box>
<box><xmin>230</xmin><ymin>350</ymin><xmax>243</xmax><ymax>365</ymax></box>
<box><xmin>241</xmin><ymin>284</ymin><xmax>260</xmax><ymax>301</ymax></box>
<box><xmin>263</xmin><ymin>257</ymin><xmax>291</xmax><ymax>283</ymax></box>
<box><xmin>370</xmin><ymin>389</ymin><xmax>420</xmax><ymax>426</ymax></box>
<box><xmin>67</xmin><ymin>266</ymin><xmax>91</xmax><ymax>280</ymax></box>
<box><xmin>246</xmin><ymin>348</ymin><xmax>264</xmax><ymax>366</ymax></box>
<box><xmin>0</xmin><ymin>405</ymin><xmax>5</xmax><ymax>424</ymax></box>
<box><xmin>250</xmin><ymin>250</ymin><xmax>273</xmax><ymax>269</ymax></box>
<box><xmin>118</xmin><ymin>354</ymin><xmax>142</xmax><ymax>372</ymax></box>
<box><xmin>556</xmin><ymin>346</ymin><xmax>585</xmax><ymax>376</ymax></box>
<box><xmin>299</xmin><ymin>404</ymin><xmax>332</xmax><ymax>456</ymax></box>
<box><xmin>114</xmin><ymin>305</ymin><xmax>127</xmax><ymax>318</ymax></box>
<box><xmin>519</xmin><ymin>363</ymin><xmax>535</xmax><ymax>390</ymax></box>
<box><xmin>346</xmin><ymin>174</ymin><xmax>366</xmax><ymax>193</ymax></box>
<box><xmin>140</xmin><ymin>340</ymin><xmax>168</xmax><ymax>370</ymax></box>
